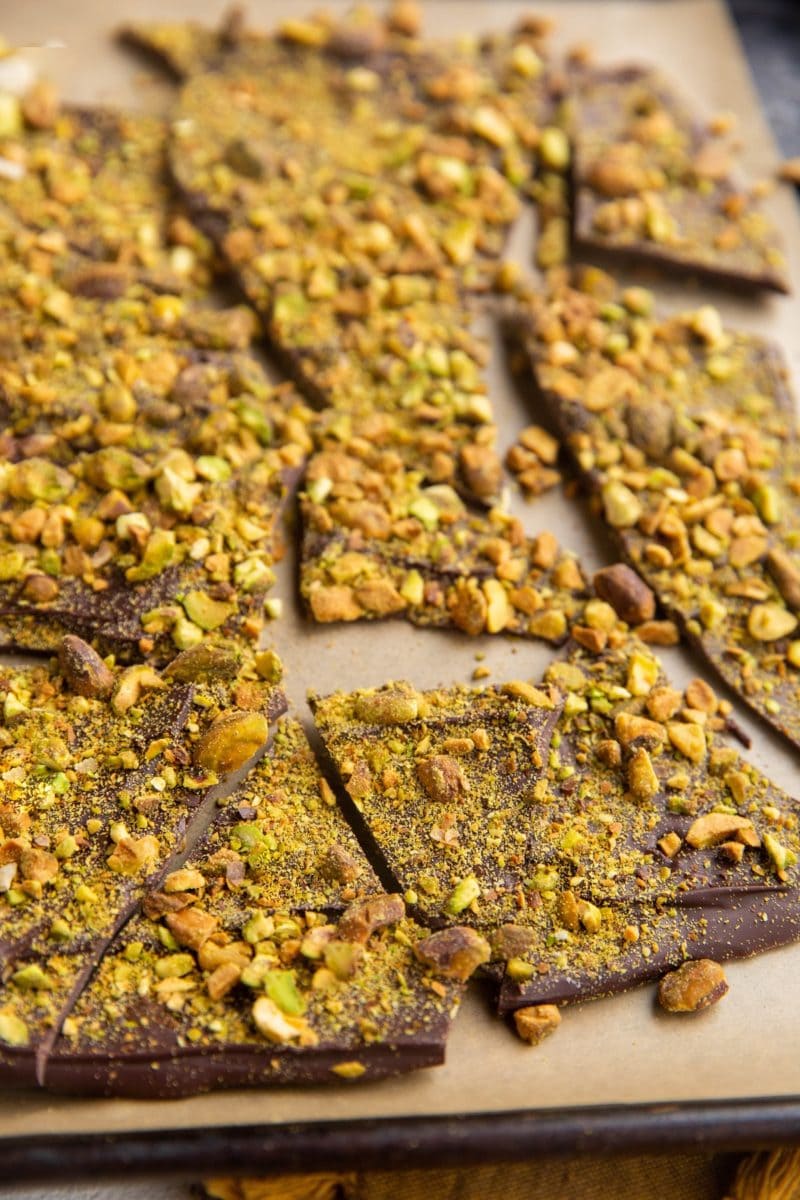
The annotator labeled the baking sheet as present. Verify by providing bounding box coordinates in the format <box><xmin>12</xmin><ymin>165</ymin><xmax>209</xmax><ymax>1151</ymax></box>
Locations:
<box><xmin>0</xmin><ymin>0</ymin><xmax>799</xmax><ymax>1142</ymax></box>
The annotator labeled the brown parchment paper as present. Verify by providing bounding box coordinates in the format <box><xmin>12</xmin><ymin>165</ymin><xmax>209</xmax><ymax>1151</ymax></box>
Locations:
<box><xmin>0</xmin><ymin>0</ymin><xmax>799</xmax><ymax>1140</ymax></box>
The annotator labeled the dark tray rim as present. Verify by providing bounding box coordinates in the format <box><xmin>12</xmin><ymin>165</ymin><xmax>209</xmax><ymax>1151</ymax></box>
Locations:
<box><xmin>5</xmin><ymin>1096</ymin><xmax>800</xmax><ymax>1184</ymax></box>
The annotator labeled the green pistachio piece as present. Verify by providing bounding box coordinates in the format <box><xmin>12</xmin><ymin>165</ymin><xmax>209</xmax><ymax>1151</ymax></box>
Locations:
<box><xmin>196</xmin><ymin>455</ymin><xmax>232</xmax><ymax>483</ymax></box>
<box><xmin>444</xmin><ymin>875</ymin><xmax>481</xmax><ymax>915</ymax></box>
<box><xmin>240</xmin><ymin>954</ymin><xmax>276</xmax><ymax>989</ymax></box>
<box><xmin>324</xmin><ymin>940</ymin><xmax>363</xmax><ymax>981</ymax></box>
<box><xmin>0</xmin><ymin>551</ymin><xmax>24</xmax><ymax>583</ymax></box>
<box><xmin>11</xmin><ymin>964</ymin><xmax>54</xmax><ymax>991</ymax></box>
<box><xmin>84</xmin><ymin>448</ymin><xmax>150</xmax><ymax>493</ymax></box>
<box><xmin>234</xmin><ymin>824</ymin><xmax>266</xmax><ymax>854</ymax></box>
<box><xmin>408</xmin><ymin>496</ymin><xmax>440</xmax><ymax>531</ymax></box>
<box><xmin>0</xmin><ymin>1011</ymin><xmax>28</xmax><ymax>1047</ymax></box>
<box><xmin>254</xmin><ymin>649</ymin><xmax>283</xmax><ymax>683</ymax></box>
<box><xmin>264</xmin><ymin>969</ymin><xmax>306</xmax><ymax>1015</ymax></box>
<box><xmin>126</xmin><ymin>530</ymin><xmax>178</xmax><ymax>583</ymax></box>
<box><xmin>171</xmin><ymin>617</ymin><xmax>204</xmax><ymax>650</ymax></box>
<box><xmin>154</xmin><ymin>953</ymin><xmax>195</xmax><ymax>979</ymax></box>
<box><xmin>182</xmin><ymin>590</ymin><xmax>235</xmax><ymax>631</ymax></box>
<box><xmin>243</xmin><ymin>912</ymin><xmax>273</xmax><ymax>943</ymax></box>
<box><xmin>234</xmin><ymin>558</ymin><xmax>275</xmax><ymax>593</ymax></box>
<box><xmin>7</xmin><ymin>459</ymin><xmax>74</xmax><ymax>503</ymax></box>
<box><xmin>155</xmin><ymin>466</ymin><xmax>202</xmax><ymax>514</ymax></box>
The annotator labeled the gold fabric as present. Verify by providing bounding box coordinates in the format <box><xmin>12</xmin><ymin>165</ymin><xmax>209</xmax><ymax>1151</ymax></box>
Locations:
<box><xmin>203</xmin><ymin>1147</ymin><xmax>800</xmax><ymax>1200</ymax></box>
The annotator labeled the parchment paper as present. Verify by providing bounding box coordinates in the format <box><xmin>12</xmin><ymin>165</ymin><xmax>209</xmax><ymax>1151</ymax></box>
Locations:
<box><xmin>0</xmin><ymin>0</ymin><xmax>799</xmax><ymax>1140</ymax></box>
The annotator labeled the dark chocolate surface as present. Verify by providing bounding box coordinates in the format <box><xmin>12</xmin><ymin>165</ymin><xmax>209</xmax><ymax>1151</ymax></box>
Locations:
<box><xmin>569</xmin><ymin>66</ymin><xmax>789</xmax><ymax>293</ymax></box>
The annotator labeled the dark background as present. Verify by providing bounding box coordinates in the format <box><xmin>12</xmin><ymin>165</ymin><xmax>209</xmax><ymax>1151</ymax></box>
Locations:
<box><xmin>729</xmin><ymin>0</ymin><xmax>800</xmax><ymax>156</ymax></box>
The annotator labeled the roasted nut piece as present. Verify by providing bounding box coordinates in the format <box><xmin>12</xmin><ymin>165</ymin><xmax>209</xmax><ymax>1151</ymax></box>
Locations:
<box><xmin>416</xmin><ymin>755</ymin><xmax>469</xmax><ymax>803</ymax></box>
<box><xmin>165</xmin><ymin>907</ymin><xmax>219</xmax><ymax>950</ymax></box>
<box><xmin>319</xmin><ymin>844</ymin><xmax>362</xmax><ymax>883</ymax></box>
<box><xmin>163</xmin><ymin>643</ymin><xmax>243</xmax><ymax>682</ymax></box>
<box><xmin>593</xmin><ymin>564</ymin><xmax>656</xmax><ymax>625</ymax></box>
<box><xmin>354</xmin><ymin>689</ymin><xmax>420</xmax><ymax>725</ymax></box>
<box><xmin>414</xmin><ymin>927</ymin><xmax>491</xmax><ymax>981</ymax></box>
<box><xmin>685</xmin><ymin>812</ymin><xmax>759</xmax><ymax>849</ymax></box>
<box><xmin>491</xmin><ymin>924</ymin><xmax>539</xmax><ymax>960</ymax></box>
<box><xmin>193</xmin><ymin>710</ymin><xmax>270</xmax><ymax>775</ymax></box>
<box><xmin>615</xmin><ymin>712</ymin><xmax>666</xmax><ymax>746</ymax></box>
<box><xmin>57</xmin><ymin>636</ymin><xmax>114</xmax><ymax>699</ymax></box>
<box><xmin>112</xmin><ymin>666</ymin><xmax>166</xmax><ymax>715</ymax></box>
<box><xmin>336</xmin><ymin>894</ymin><xmax>405</xmax><ymax>943</ymax></box>
<box><xmin>766</xmin><ymin>548</ymin><xmax>800</xmax><ymax>611</ymax></box>
<box><xmin>657</xmin><ymin>959</ymin><xmax>729</xmax><ymax>1013</ymax></box>
<box><xmin>387</xmin><ymin>0</ymin><xmax>422</xmax><ymax>36</ymax></box>
<box><xmin>514</xmin><ymin>1004</ymin><xmax>562</xmax><ymax>1045</ymax></box>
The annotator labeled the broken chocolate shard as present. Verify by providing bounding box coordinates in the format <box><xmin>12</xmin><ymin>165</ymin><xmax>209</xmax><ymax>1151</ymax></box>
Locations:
<box><xmin>184</xmin><ymin>717</ymin><xmax>382</xmax><ymax>915</ymax></box>
<box><xmin>0</xmin><ymin>636</ymin><xmax>287</xmax><ymax>1092</ymax></box>
<box><xmin>43</xmin><ymin>723</ymin><xmax>468</xmax><ymax>1097</ymax></box>
<box><xmin>569</xmin><ymin>66</ymin><xmax>789</xmax><ymax>293</ymax></box>
<box><xmin>309</xmin><ymin>633</ymin><xmax>800</xmax><ymax>1018</ymax></box>
<box><xmin>0</xmin><ymin>264</ymin><xmax>313</xmax><ymax>659</ymax></box>
<box><xmin>44</xmin><ymin>903</ymin><xmax>462</xmax><ymax>1097</ymax></box>
<box><xmin>0</xmin><ymin>103</ymin><xmax>214</xmax><ymax>292</ymax></box>
<box><xmin>487</xmin><ymin>637</ymin><xmax>800</xmax><ymax>1012</ymax></box>
<box><xmin>514</xmin><ymin>268</ymin><xmax>800</xmax><ymax>752</ymax></box>
<box><xmin>300</xmin><ymin>434</ymin><xmax>588</xmax><ymax>638</ymax></box>
<box><xmin>311</xmin><ymin>679</ymin><xmax>564</xmax><ymax>927</ymax></box>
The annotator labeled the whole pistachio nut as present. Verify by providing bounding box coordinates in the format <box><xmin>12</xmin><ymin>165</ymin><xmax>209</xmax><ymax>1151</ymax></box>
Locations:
<box><xmin>57</xmin><ymin>636</ymin><xmax>114</xmax><ymax>699</ymax></box>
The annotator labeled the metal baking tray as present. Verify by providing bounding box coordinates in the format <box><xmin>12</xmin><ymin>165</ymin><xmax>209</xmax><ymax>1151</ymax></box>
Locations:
<box><xmin>1</xmin><ymin>0</ymin><xmax>799</xmax><ymax>1182</ymax></box>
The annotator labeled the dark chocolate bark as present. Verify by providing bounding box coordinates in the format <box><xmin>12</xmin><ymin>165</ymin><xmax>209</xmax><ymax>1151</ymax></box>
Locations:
<box><xmin>45</xmin><ymin>723</ymin><xmax>478</xmax><ymax>1097</ymax></box>
<box><xmin>311</xmin><ymin>637</ymin><xmax>800</xmax><ymax>1016</ymax></box>
<box><xmin>45</xmin><ymin>906</ymin><xmax>463</xmax><ymax>1098</ymax></box>
<box><xmin>0</xmin><ymin>638</ymin><xmax>286</xmax><ymax>1088</ymax></box>
<box><xmin>0</xmin><ymin>104</ymin><xmax>214</xmax><ymax>293</ymax></box>
<box><xmin>488</xmin><ymin>638</ymin><xmax>800</xmax><ymax>1012</ymax></box>
<box><xmin>514</xmin><ymin>268</ymin><xmax>800</xmax><ymax>751</ymax></box>
<box><xmin>0</xmin><ymin>268</ymin><xmax>313</xmax><ymax>659</ymax></box>
<box><xmin>300</xmin><ymin>434</ymin><xmax>587</xmax><ymax>636</ymax></box>
<box><xmin>569</xmin><ymin>66</ymin><xmax>789</xmax><ymax>293</ymax></box>
<box><xmin>311</xmin><ymin>679</ymin><xmax>564</xmax><ymax>927</ymax></box>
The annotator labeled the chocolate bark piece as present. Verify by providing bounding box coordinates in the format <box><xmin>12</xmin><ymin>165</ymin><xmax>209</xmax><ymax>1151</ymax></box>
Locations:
<box><xmin>515</xmin><ymin>268</ymin><xmax>800</xmax><ymax>751</ymax></box>
<box><xmin>262</xmin><ymin>286</ymin><xmax>504</xmax><ymax>504</ymax></box>
<box><xmin>45</xmin><ymin>902</ymin><xmax>467</xmax><ymax>1097</ymax></box>
<box><xmin>159</xmin><ymin>18</ymin><xmax>563</xmax><ymax>508</ymax></box>
<box><xmin>42</xmin><ymin>722</ymin><xmax>468</xmax><ymax>1097</ymax></box>
<box><xmin>300</xmin><ymin>437</ymin><xmax>587</xmax><ymax>637</ymax></box>
<box><xmin>184</xmin><ymin>717</ymin><xmax>381</xmax><ymax>916</ymax></box>
<box><xmin>168</xmin><ymin>67</ymin><xmax>513</xmax><ymax>503</ymax></box>
<box><xmin>168</xmin><ymin>48</ymin><xmax>520</xmax><ymax>284</ymax></box>
<box><xmin>479</xmin><ymin>638</ymin><xmax>800</xmax><ymax>1012</ymax></box>
<box><xmin>0</xmin><ymin>102</ymin><xmax>214</xmax><ymax>292</ymax></box>
<box><xmin>569</xmin><ymin>66</ymin><xmax>789</xmax><ymax>293</ymax></box>
<box><xmin>495</xmin><ymin>887</ymin><xmax>800</xmax><ymax>1014</ymax></box>
<box><xmin>0</xmin><ymin>661</ymin><xmax>194</xmax><ymax>1087</ymax></box>
<box><xmin>0</xmin><ymin>637</ymin><xmax>286</xmax><ymax>1088</ymax></box>
<box><xmin>311</xmin><ymin>679</ymin><xmax>564</xmax><ymax>927</ymax></box>
<box><xmin>0</xmin><ymin>271</ymin><xmax>313</xmax><ymax>658</ymax></box>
